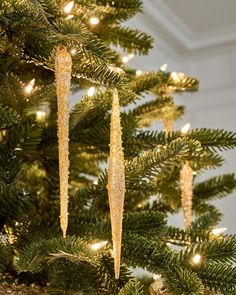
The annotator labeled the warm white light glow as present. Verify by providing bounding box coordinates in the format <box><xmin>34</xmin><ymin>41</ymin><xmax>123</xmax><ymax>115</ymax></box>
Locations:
<box><xmin>70</xmin><ymin>48</ymin><xmax>76</xmax><ymax>55</ymax></box>
<box><xmin>36</xmin><ymin>111</ymin><xmax>46</xmax><ymax>122</ymax></box>
<box><xmin>87</xmin><ymin>86</ymin><xmax>95</xmax><ymax>97</ymax></box>
<box><xmin>116</xmin><ymin>67</ymin><xmax>123</xmax><ymax>73</ymax></box>
<box><xmin>160</xmin><ymin>63</ymin><xmax>168</xmax><ymax>71</ymax></box>
<box><xmin>181</xmin><ymin>123</ymin><xmax>191</xmax><ymax>134</ymax></box>
<box><xmin>136</xmin><ymin>70</ymin><xmax>142</xmax><ymax>76</ymax></box>
<box><xmin>171</xmin><ymin>71</ymin><xmax>185</xmax><ymax>81</ymax></box>
<box><xmin>66</xmin><ymin>14</ymin><xmax>74</xmax><ymax>20</ymax></box>
<box><xmin>109</xmin><ymin>66</ymin><xmax>123</xmax><ymax>73</ymax></box>
<box><xmin>25</xmin><ymin>79</ymin><xmax>35</xmax><ymax>94</ymax></box>
<box><xmin>90</xmin><ymin>17</ymin><xmax>99</xmax><ymax>25</ymax></box>
<box><xmin>90</xmin><ymin>241</ymin><xmax>108</xmax><ymax>251</ymax></box>
<box><xmin>64</xmin><ymin>1</ymin><xmax>74</xmax><ymax>13</ymax></box>
<box><xmin>122</xmin><ymin>56</ymin><xmax>129</xmax><ymax>63</ymax></box>
<box><xmin>192</xmin><ymin>254</ymin><xmax>201</xmax><ymax>264</ymax></box>
<box><xmin>128</xmin><ymin>53</ymin><xmax>134</xmax><ymax>59</ymax></box>
<box><xmin>153</xmin><ymin>274</ymin><xmax>161</xmax><ymax>280</ymax></box>
<box><xmin>212</xmin><ymin>227</ymin><xmax>227</xmax><ymax>236</ymax></box>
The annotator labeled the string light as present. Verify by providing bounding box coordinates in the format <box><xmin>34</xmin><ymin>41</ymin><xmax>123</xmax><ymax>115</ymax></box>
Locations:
<box><xmin>136</xmin><ymin>70</ymin><xmax>142</xmax><ymax>76</ymax></box>
<box><xmin>36</xmin><ymin>111</ymin><xmax>46</xmax><ymax>122</ymax></box>
<box><xmin>70</xmin><ymin>48</ymin><xmax>76</xmax><ymax>55</ymax></box>
<box><xmin>90</xmin><ymin>17</ymin><xmax>99</xmax><ymax>25</ymax></box>
<box><xmin>87</xmin><ymin>86</ymin><xmax>95</xmax><ymax>97</ymax></box>
<box><xmin>108</xmin><ymin>66</ymin><xmax>123</xmax><ymax>73</ymax></box>
<box><xmin>181</xmin><ymin>123</ymin><xmax>191</xmax><ymax>134</ymax></box>
<box><xmin>25</xmin><ymin>79</ymin><xmax>35</xmax><ymax>94</ymax></box>
<box><xmin>122</xmin><ymin>53</ymin><xmax>134</xmax><ymax>64</ymax></box>
<box><xmin>212</xmin><ymin>227</ymin><xmax>227</xmax><ymax>236</ymax></box>
<box><xmin>90</xmin><ymin>241</ymin><xmax>108</xmax><ymax>251</ymax></box>
<box><xmin>66</xmin><ymin>14</ymin><xmax>74</xmax><ymax>20</ymax></box>
<box><xmin>122</xmin><ymin>56</ymin><xmax>129</xmax><ymax>63</ymax></box>
<box><xmin>64</xmin><ymin>1</ymin><xmax>74</xmax><ymax>14</ymax></box>
<box><xmin>160</xmin><ymin>63</ymin><xmax>168</xmax><ymax>71</ymax></box>
<box><xmin>192</xmin><ymin>254</ymin><xmax>201</xmax><ymax>264</ymax></box>
<box><xmin>171</xmin><ymin>72</ymin><xmax>185</xmax><ymax>81</ymax></box>
<box><xmin>153</xmin><ymin>274</ymin><xmax>162</xmax><ymax>280</ymax></box>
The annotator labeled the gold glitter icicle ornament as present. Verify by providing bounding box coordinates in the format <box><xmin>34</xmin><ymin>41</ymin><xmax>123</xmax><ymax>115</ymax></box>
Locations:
<box><xmin>55</xmin><ymin>46</ymin><xmax>72</xmax><ymax>238</ymax></box>
<box><xmin>180</xmin><ymin>160</ymin><xmax>193</xmax><ymax>228</ymax></box>
<box><xmin>107</xmin><ymin>88</ymin><xmax>125</xmax><ymax>279</ymax></box>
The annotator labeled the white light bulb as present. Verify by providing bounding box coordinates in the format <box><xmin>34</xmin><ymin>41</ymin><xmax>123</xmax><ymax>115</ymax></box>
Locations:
<box><xmin>70</xmin><ymin>48</ymin><xmax>76</xmax><ymax>55</ymax></box>
<box><xmin>87</xmin><ymin>86</ymin><xmax>95</xmax><ymax>97</ymax></box>
<box><xmin>128</xmin><ymin>53</ymin><xmax>134</xmax><ymax>59</ymax></box>
<box><xmin>108</xmin><ymin>66</ymin><xmax>123</xmax><ymax>73</ymax></box>
<box><xmin>66</xmin><ymin>14</ymin><xmax>74</xmax><ymax>20</ymax></box>
<box><xmin>90</xmin><ymin>17</ymin><xmax>99</xmax><ymax>25</ymax></box>
<box><xmin>181</xmin><ymin>123</ymin><xmax>191</xmax><ymax>134</ymax></box>
<box><xmin>122</xmin><ymin>56</ymin><xmax>129</xmax><ymax>63</ymax></box>
<box><xmin>160</xmin><ymin>63</ymin><xmax>168</xmax><ymax>71</ymax></box>
<box><xmin>136</xmin><ymin>70</ymin><xmax>142</xmax><ymax>76</ymax></box>
<box><xmin>25</xmin><ymin>79</ymin><xmax>35</xmax><ymax>94</ymax></box>
<box><xmin>64</xmin><ymin>1</ymin><xmax>74</xmax><ymax>13</ymax></box>
<box><xmin>171</xmin><ymin>71</ymin><xmax>185</xmax><ymax>81</ymax></box>
<box><xmin>192</xmin><ymin>254</ymin><xmax>201</xmax><ymax>264</ymax></box>
<box><xmin>90</xmin><ymin>241</ymin><xmax>108</xmax><ymax>251</ymax></box>
<box><xmin>153</xmin><ymin>274</ymin><xmax>161</xmax><ymax>280</ymax></box>
<box><xmin>36</xmin><ymin>111</ymin><xmax>46</xmax><ymax>122</ymax></box>
<box><xmin>212</xmin><ymin>227</ymin><xmax>227</xmax><ymax>236</ymax></box>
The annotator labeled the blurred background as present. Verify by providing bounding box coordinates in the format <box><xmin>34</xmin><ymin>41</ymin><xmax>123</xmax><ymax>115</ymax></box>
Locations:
<box><xmin>127</xmin><ymin>0</ymin><xmax>236</xmax><ymax>233</ymax></box>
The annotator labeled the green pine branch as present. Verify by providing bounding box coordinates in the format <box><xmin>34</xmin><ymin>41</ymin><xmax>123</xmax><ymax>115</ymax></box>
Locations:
<box><xmin>193</xmin><ymin>174</ymin><xmax>236</xmax><ymax>202</ymax></box>
<box><xmin>98</xmin><ymin>25</ymin><xmax>153</xmax><ymax>55</ymax></box>
<box><xmin>197</xmin><ymin>262</ymin><xmax>236</xmax><ymax>294</ymax></box>
<box><xmin>0</xmin><ymin>104</ymin><xmax>20</xmax><ymax>129</ymax></box>
<box><xmin>118</xmin><ymin>279</ymin><xmax>144</xmax><ymax>295</ymax></box>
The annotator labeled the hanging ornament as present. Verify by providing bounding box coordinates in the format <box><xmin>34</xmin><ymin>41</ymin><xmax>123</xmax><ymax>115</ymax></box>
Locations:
<box><xmin>180</xmin><ymin>160</ymin><xmax>193</xmax><ymax>228</ymax></box>
<box><xmin>55</xmin><ymin>46</ymin><xmax>72</xmax><ymax>238</ymax></box>
<box><xmin>107</xmin><ymin>88</ymin><xmax>125</xmax><ymax>279</ymax></box>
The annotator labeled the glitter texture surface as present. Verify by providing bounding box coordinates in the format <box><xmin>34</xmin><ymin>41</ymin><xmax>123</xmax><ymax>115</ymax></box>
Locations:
<box><xmin>107</xmin><ymin>88</ymin><xmax>125</xmax><ymax>279</ymax></box>
<box><xmin>180</xmin><ymin>160</ymin><xmax>193</xmax><ymax>229</ymax></box>
<box><xmin>55</xmin><ymin>46</ymin><xmax>72</xmax><ymax>238</ymax></box>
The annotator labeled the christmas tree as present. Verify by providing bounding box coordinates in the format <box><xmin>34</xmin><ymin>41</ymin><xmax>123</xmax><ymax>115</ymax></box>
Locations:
<box><xmin>0</xmin><ymin>0</ymin><xmax>236</xmax><ymax>294</ymax></box>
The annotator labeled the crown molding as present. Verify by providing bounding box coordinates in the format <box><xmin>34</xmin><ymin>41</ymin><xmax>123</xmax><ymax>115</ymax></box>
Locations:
<box><xmin>143</xmin><ymin>0</ymin><xmax>236</xmax><ymax>52</ymax></box>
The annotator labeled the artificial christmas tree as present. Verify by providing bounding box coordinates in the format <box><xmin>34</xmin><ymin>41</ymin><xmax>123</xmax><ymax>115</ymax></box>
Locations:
<box><xmin>0</xmin><ymin>0</ymin><xmax>236</xmax><ymax>294</ymax></box>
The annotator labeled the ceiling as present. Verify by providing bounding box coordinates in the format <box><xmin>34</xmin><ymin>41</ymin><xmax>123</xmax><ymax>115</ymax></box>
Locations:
<box><xmin>164</xmin><ymin>0</ymin><xmax>236</xmax><ymax>33</ymax></box>
<box><xmin>142</xmin><ymin>0</ymin><xmax>236</xmax><ymax>52</ymax></box>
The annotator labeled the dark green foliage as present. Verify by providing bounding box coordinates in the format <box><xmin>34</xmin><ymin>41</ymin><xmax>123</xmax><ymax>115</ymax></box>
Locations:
<box><xmin>0</xmin><ymin>0</ymin><xmax>236</xmax><ymax>294</ymax></box>
<box><xmin>164</xmin><ymin>267</ymin><xmax>205</xmax><ymax>295</ymax></box>
<box><xmin>0</xmin><ymin>104</ymin><xmax>20</xmax><ymax>129</ymax></box>
<box><xmin>118</xmin><ymin>279</ymin><xmax>144</xmax><ymax>295</ymax></box>
<box><xmin>193</xmin><ymin>174</ymin><xmax>236</xmax><ymax>202</ymax></box>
